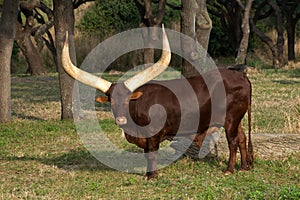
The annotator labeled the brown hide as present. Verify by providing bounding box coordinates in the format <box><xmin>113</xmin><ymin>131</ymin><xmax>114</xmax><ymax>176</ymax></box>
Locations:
<box><xmin>104</xmin><ymin>68</ymin><xmax>253</xmax><ymax>179</ymax></box>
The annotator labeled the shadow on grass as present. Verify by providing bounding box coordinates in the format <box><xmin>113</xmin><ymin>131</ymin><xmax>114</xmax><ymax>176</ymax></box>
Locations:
<box><xmin>272</xmin><ymin>79</ymin><xmax>300</xmax><ymax>85</ymax></box>
<box><xmin>12</xmin><ymin>112</ymin><xmax>45</xmax><ymax>121</ymax></box>
<box><xmin>2</xmin><ymin>148</ymin><xmax>228</xmax><ymax>175</ymax></box>
<box><xmin>3</xmin><ymin>149</ymin><xmax>115</xmax><ymax>172</ymax></box>
<box><xmin>42</xmin><ymin>149</ymin><xmax>116</xmax><ymax>172</ymax></box>
<box><xmin>188</xmin><ymin>154</ymin><xmax>230</xmax><ymax>171</ymax></box>
<box><xmin>11</xmin><ymin>76</ymin><xmax>60</xmax><ymax>103</ymax></box>
<box><xmin>289</xmin><ymin>68</ymin><xmax>300</xmax><ymax>78</ymax></box>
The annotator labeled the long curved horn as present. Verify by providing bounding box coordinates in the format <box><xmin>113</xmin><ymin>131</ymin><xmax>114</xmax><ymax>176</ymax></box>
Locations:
<box><xmin>124</xmin><ymin>24</ymin><xmax>171</xmax><ymax>92</ymax></box>
<box><xmin>62</xmin><ymin>32</ymin><xmax>112</xmax><ymax>93</ymax></box>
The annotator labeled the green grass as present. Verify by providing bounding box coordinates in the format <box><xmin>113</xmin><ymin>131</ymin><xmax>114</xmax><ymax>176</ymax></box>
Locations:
<box><xmin>0</xmin><ymin>68</ymin><xmax>299</xmax><ymax>199</ymax></box>
<box><xmin>0</xmin><ymin>120</ymin><xmax>299</xmax><ymax>199</ymax></box>
<box><xmin>249</xmin><ymin>68</ymin><xmax>300</xmax><ymax>133</ymax></box>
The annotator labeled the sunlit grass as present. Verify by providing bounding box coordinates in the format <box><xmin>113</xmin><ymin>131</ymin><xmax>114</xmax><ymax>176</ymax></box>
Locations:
<box><xmin>0</xmin><ymin>119</ymin><xmax>299</xmax><ymax>199</ymax></box>
<box><xmin>1</xmin><ymin>68</ymin><xmax>299</xmax><ymax>199</ymax></box>
<box><xmin>249</xmin><ymin>68</ymin><xmax>300</xmax><ymax>133</ymax></box>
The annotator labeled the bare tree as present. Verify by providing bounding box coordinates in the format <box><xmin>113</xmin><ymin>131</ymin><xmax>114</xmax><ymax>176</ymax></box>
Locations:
<box><xmin>134</xmin><ymin>0</ymin><xmax>166</xmax><ymax>64</ymax></box>
<box><xmin>235</xmin><ymin>0</ymin><xmax>253</xmax><ymax>65</ymax></box>
<box><xmin>250</xmin><ymin>0</ymin><xmax>284</xmax><ymax>68</ymax></box>
<box><xmin>53</xmin><ymin>0</ymin><xmax>81</xmax><ymax>120</ymax></box>
<box><xmin>15</xmin><ymin>0</ymin><xmax>48</xmax><ymax>75</ymax></box>
<box><xmin>207</xmin><ymin>0</ymin><xmax>243</xmax><ymax>56</ymax></box>
<box><xmin>195</xmin><ymin>0</ymin><xmax>212</xmax><ymax>52</ymax></box>
<box><xmin>179</xmin><ymin>0</ymin><xmax>215</xmax><ymax>159</ymax></box>
<box><xmin>0</xmin><ymin>0</ymin><xmax>19</xmax><ymax>123</ymax></box>
<box><xmin>181</xmin><ymin>0</ymin><xmax>198</xmax><ymax>77</ymax></box>
<box><xmin>281</xmin><ymin>0</ymin><xmax>300</xmax><ymax>61</ymax></box>
<box><xmin>181</xmin><ymin>0</ymin><xmax>212</xmax><ymax>77</ymax></box>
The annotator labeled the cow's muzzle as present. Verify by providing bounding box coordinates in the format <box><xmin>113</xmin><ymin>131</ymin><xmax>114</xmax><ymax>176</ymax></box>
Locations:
<box><xmin>115</xmin><ymin>116</ymin><xmax>127</xmax><ymax>126</ymax></box>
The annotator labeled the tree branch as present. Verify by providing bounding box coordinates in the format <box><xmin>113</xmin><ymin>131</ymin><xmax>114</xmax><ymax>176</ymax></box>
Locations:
<box><xmin>144</xmin><ymin>0</ymin><xmax>153</xmax><ymax>19</ymax></box>
<box><xmin>33</xmin><ymin>2</ymin><xmax>54</xmax><ymax>51</ymax></box>
<box><xmin>235</xmin><ymin>0</ymin><xmax>244</xmax><ymax>10</ymax></box>
<box><xmin>250</xmin><ymin>19</ymin><xmax>273</xmax><ymax>48</ymax></box>
<box><xmin>253</xmin><ymin>1</ymin><xmax>272</xmax><ymax>23</ymax></box>
<box><xmin>73</xmin><ymin>0</ymin><xmax>94</xmax><ymax>9</ymax></box>
<box><xmin>152</xmin><ymin>0</ymin><xmax>181</xmax><ymax>10</ymax></box>
<box><xmin>19</xmin><ymin>0</ymin><xmax>40</xmax><ymax>18</ymax></box>
<box><xmin>154</xmin><ymin>0</ymin><xmax>166</xmax><ymax>24</ymax></box>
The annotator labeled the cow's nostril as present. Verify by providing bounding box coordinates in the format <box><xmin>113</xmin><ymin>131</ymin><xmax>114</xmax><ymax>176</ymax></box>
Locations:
<box><xmin>116</xmin><ymin>117</ymin><xmax>127</xmax><ymax>125</ymax></box>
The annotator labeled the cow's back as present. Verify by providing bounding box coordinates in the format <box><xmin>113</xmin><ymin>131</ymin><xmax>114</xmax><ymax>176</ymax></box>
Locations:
<box><xmin>128</xmin><ymin>68</ymin><xmax>251</xmax><ymax>137</ymax></box>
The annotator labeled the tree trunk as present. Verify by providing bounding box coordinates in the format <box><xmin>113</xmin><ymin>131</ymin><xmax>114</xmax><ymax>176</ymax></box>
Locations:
<box><xmin>181</xmin><ymin>0</ymin><xmax>212</xmax><ymax>77</ymax></box>
<box><xmin>207</xmin><ymin>0</ymin><xmax>242</xmax><ymax>56</ymax></box>
<box><xmin>233</xmin><ymin>12</ymin><xmax>242</xmax><ymax>56</ymax></box>
<box><xmin>0</xmin><ymin>0</ymin><xmax>19</xmax><ymax>123</ymax></box>
<box><xmin>16</xmin><ymin>0</ymin><xmax>47</xmax><ymax>75</ymax></box>
<box><xmin>268</xmin><ymin>0</ymin><xmax>284</xmax><ymax>68</ymax></box>
<box><xmin>281</xmin><ymin>1</ymin><xmax>300</xmax><ymax>62</ymax></box>
<box><xmin>181</xmin><ymin>0</ymin><xmax>199</xmax><ymax>77</ymax></box>
<box><xmin>141</xmin><ymin>24</ymin><xmax>156</xmax><ymax>65</ymax></box>
<box><xmin>228</xmin><ymin>2</ymin><xmax>242</xmax><ymax>56</ymax></box>
<box><xmin>250</xmin><ymin>1</ymin><xmax>284</xmax><ymax>68</ymax></box>
<box><xmin>134</xmin><ymin>0</ymin><xmax>166</xmax><ymax>65</ymax></box>
<box><xmin>15</xmin><ymin>22</ymin><xmax>47</xmax><ymax>75</ymax></box>
<box><xmin>54</xmin><ymin>0</ymin><xmax>80</xmax><ymax>120</ymax></box>
<box><xmin>286</xmin><ymin>17</ymin><xmax>296</xmax><ymax>61</ymax></box>
<box><xmin>195</xmin><ymin>0</ymin><xmax>212</xmax><ymax>52</ymax></box>
<box><xmin>180</xmin><ymin>0</ymin><xmax>214</xmax><ymax>159</ymax></box>
<box><xmin>235</xmin><ymin>0</ymin><xmax>253</xmax><ymax>65</ymax></box>
<box><xmin>22</xmin><ymin>38</ymin><xmax>47</xmax><ymax>75</ymax></box>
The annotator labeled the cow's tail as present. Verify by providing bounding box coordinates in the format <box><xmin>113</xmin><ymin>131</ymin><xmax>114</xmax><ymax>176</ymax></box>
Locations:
<box><xmin>246</xmin><ymin>79</ymin><xmax>254</xmax><ymax>167</ymax></box>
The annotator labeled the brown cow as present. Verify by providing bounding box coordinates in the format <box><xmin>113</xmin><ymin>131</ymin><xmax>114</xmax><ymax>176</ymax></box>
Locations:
<box><xmin>61</xmin><ymin>26</ymin><xmax>253</xmax><ymax>179</ymax></box>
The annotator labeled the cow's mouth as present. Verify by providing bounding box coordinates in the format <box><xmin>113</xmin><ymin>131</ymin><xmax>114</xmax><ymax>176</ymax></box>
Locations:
<box><xmin>115</xmin><ymin>116</ymin><xmax>127</xmax><ymax>126</ymax></box>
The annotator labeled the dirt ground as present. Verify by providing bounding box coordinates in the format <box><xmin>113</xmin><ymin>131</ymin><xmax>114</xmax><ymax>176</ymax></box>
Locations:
<box><xmin>216</xmin><ymin>132</ymin><xmax>300</xmax><ymax>160</ymax></box>
<box><xmin>178</xmin><ymin>132</ymin><xmax>300</xmax><ymax>160</ymax></box>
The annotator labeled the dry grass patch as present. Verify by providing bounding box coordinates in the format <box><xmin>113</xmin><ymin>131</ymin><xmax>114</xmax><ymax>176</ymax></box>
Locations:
<box><xmin>248</xmin><ymin>68</ymin><xmax>300</xmax><ymax>134</ymax></box>
<box><xmin>11</xmin><ymin>75</ymin><xmax>61</xmax><ymax>120</ymax></box>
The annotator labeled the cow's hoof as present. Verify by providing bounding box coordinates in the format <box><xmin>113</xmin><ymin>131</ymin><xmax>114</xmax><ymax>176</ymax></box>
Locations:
<box><xmin>238</xmin><ymin>165</ymin><xmax>250</xmax><ymax>172</ymax></box>
<box><xmin>146</xmin><ymin>171</ymin><xmax>158</xmax><ymax>180</ymax></box>
<box><xmin>224</xmin><ymin>170</ymin><xmax>233</xmax><ymax>175</ymax></box>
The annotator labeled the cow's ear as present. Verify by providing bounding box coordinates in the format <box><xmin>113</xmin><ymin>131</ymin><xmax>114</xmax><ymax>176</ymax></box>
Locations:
<box><xmin>96</xmin><ymin>96</ymin><xmax>109</xmax><ymax>103</ymax></box>
<box><xmin>130</xmin><ymin>91</ymin><xmax>143</xmax><ymax>100</ymax></box>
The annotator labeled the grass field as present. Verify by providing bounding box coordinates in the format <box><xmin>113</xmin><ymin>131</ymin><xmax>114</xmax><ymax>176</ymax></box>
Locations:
<box><xmin>0</xmin><ymin>68</ymin><xmax>300</xmax><ymax>199</ymax></box>
<box><xmin>250</xmin><ymin>68</ymin><xmax>300</xmax><ymax>134</ymax></box>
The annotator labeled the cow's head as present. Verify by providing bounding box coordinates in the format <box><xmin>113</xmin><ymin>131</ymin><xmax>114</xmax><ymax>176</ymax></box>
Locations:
<box><xmin>62</xmin><ymin>25</ymin><xmax>171</xmax><ymax>127</ymax></box>
<box><xmin>95</xmin><ymin>82</ymin><xmax>143</xmax><ymax>126</ymax></box>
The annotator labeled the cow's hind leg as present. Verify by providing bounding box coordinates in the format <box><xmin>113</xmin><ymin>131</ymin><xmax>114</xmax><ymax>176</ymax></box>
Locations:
<box><xmin>237</xmin><ymin>123</ymin><xmax>249</xmax><ymax>171</ymax></box>
<box><xmin>193</xmin><ymin>126</ymin><xmax>220</xmax><ymax>148</ymax></box>
<box><xmin>224</xmin><ymin>122</ymin><xmax>239</xmax><ymax>175</ymax></box>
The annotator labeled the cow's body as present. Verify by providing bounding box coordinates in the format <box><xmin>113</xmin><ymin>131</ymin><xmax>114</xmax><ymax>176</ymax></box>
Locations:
<box><xmin>103</xmin><ymin>69</ymin><xmax>253</xmax><ymax>178</ymax></box>
<box><xmin>62</xmin><ymin>26</ymin><xmax>253</xmax><ymax>180</ymax></box>
<box><xmin>106</xmin><ymin>68</ymin><xmax>253</xmax><ymax>179</ymax></box>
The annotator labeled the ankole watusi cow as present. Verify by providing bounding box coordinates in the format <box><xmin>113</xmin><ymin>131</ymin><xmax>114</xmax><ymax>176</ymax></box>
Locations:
<box><xmin>62</xmin><ymin>26</ymin><xmax>253</xmax><ymax>180</ymax></box>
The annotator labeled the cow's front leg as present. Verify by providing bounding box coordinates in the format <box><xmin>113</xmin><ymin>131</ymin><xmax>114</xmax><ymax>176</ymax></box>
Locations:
<box><xmin>144</xmin><ymin>138</ymin><xmax>160</xmax><ymax>180</ymax></box>
<box><xmin>144</xmin><ymin>149</ymin><xmax>158</xmax><ymax>180</ymax></box>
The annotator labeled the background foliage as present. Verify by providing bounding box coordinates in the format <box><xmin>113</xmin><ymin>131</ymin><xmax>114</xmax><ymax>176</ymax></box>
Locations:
<box><xmin>77</xmin><ymin>0</ymin><xmax>140</xmax><ymax>37</ymax></box>
<box><xmin>208</xmin><ymin>15</ymin><xmax>234</xmax><ymax>57</ymax></box>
